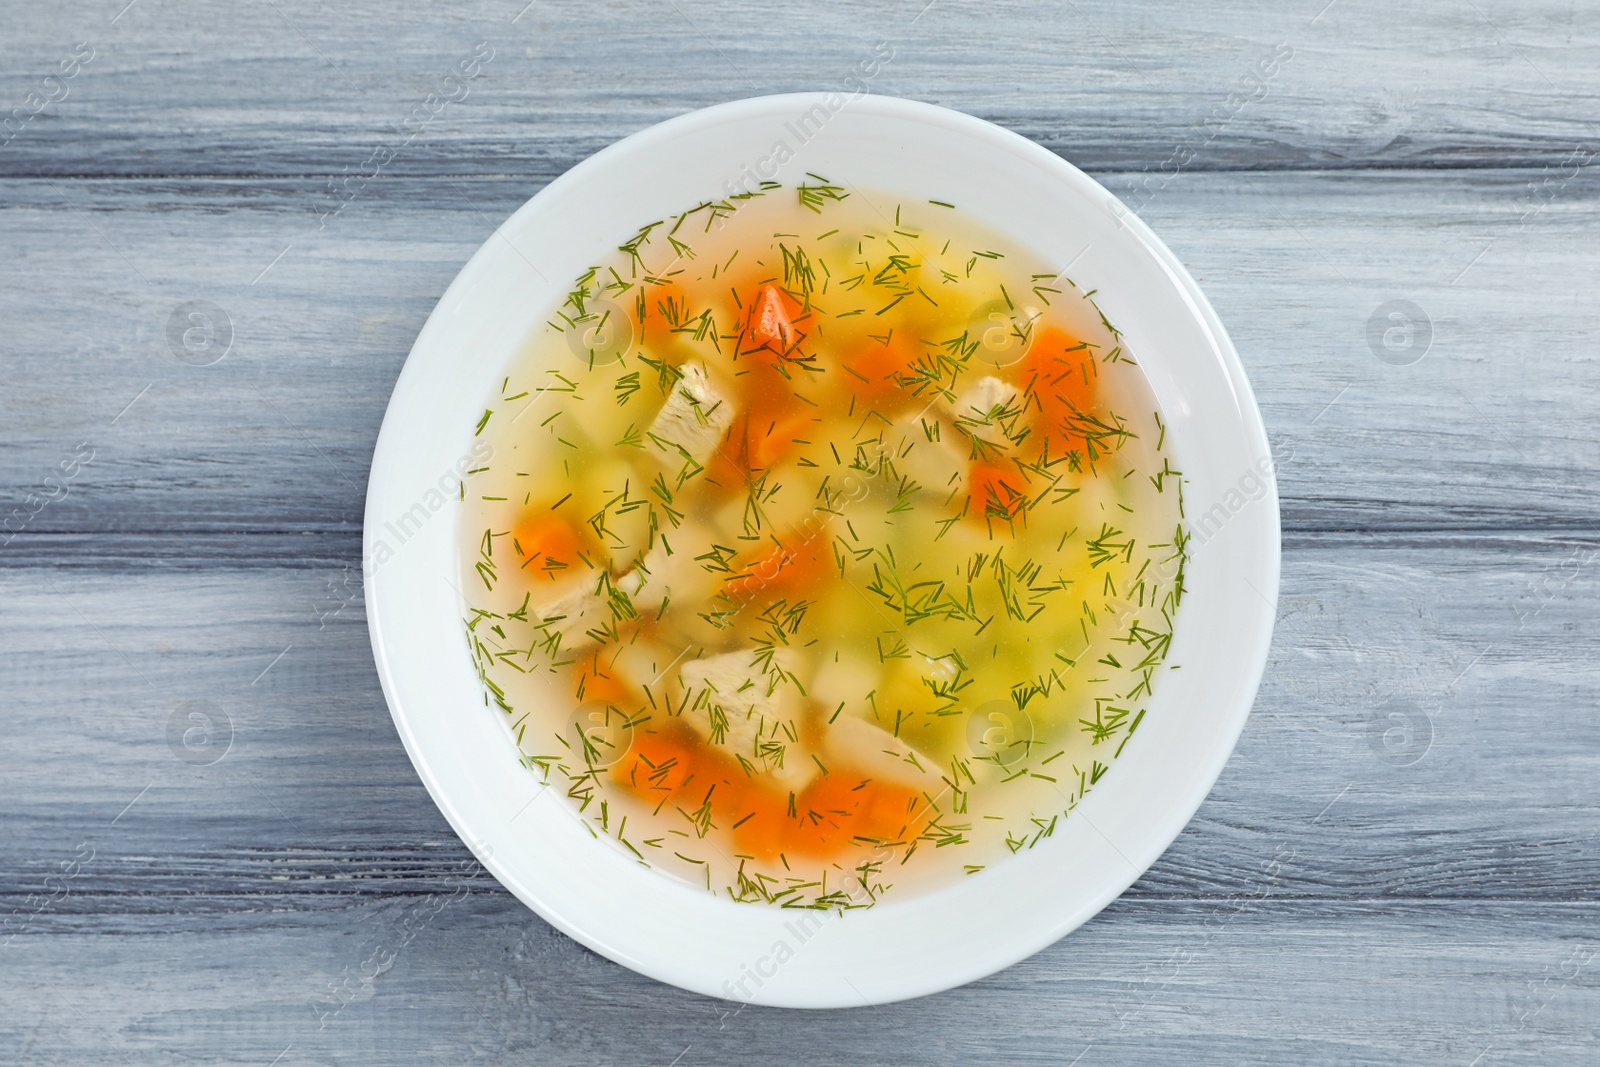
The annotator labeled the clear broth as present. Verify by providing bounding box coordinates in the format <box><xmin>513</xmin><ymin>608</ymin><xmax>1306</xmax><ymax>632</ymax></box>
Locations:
<box><xmin>460</xmin><ymin>183</ymin><xmax>1187</xmax><ymax>908</ymax></box>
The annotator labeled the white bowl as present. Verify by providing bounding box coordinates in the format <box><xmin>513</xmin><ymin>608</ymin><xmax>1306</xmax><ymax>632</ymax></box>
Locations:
<box><xmin>364</xmin><ymin>93</ymin><xmax>1279</xmax><ymax>1008</ymax></box>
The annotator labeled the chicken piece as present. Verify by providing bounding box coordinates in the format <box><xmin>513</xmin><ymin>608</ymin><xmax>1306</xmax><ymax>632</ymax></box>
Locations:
<box><xmin>746</xmin><ymin>284</ymin><xmax>794</xmax><ymax>352</ymax></box>
<box><xmin>679</xmin><ymin>648</ymin><xmax>816</xmax><ymax>790</ymax></box>
<box><xmin>954</xmin><ymin>375</ymin><xmax>1021</xmax><ymax>425</ymax></box>
<box><xmin>615</xmin><ymin>542</ymin><xmax>668</xmax><ymax>610</ymax></box>
<box><xmin>531</xmin><ymin>531</ymin><xmax>694</xmax><ymax>651</ymax></box>
<box><xmin>647</xmin><ymin>361</ymin><xmax>734</xmax><ymax>469</ymax></box>
<box><xmin>614</xmin><ymin>515</ymin><xmax>728</xmax><ymax>612</ymax></box>
<box><xmin>823</xmin><ymin>712</ymin><xmax>945</xmax><ymax>795</ymax></box>
<box><xmin>942</xmin><ymin>375</ymin><xmax>1027</xmax><ymax>469</ymax></box>
<box><xmin>533</xmin><ymin>575</ymin><xmax>623</xmax><ymax>649</ymax></box>
<box><xmin>535</xmin><ymin>535</ymin><xmax>706</xmax><ymax>653</ymax></box>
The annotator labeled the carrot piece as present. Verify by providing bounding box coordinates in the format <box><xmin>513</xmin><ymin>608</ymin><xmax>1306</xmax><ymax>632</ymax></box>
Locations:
<box><xmin>726</xmin><ymin>783</ymin><xmax>793</xmax><ymax>857</ymax></box>
<box><xmin>513</xmin><ymin>514</ymin><xmax>584</xmax><ymax>568</ymax></box>
<box><xmin>1020</xmin><ymin>326</ymin><xmax>1100</xmax><ymax>460</ymax></box>
<box><xmin>969</xmin><ymin>462</ymin><xmax>1027</xmax><ymax>521</ymax></box>
<box><xmin>786</xmin><ymin>772</ymin><xmax>863</xmax><ymax>854</ymax></box>
<box><xmin>576</xmin><ymin>668</ymin><xmax>631</xmax><ymax>705</ymax></box>
<box><xmin>632</xmin><ymin>281</ymin><xmax>687</xmax><ymax>331</ymax></box>
<box><xmin>769</xmin><ymin>772</ymin><xmax>935</xmax><ymax>857</ymax></box>
<box><xmin>848</xmin><ymin>335</ymin><xmax>917</xmax><ymax>393</ymax></box>
<box><xmin>1022</xmin><ymin>326</ymin><xmax>1097</xmax><ymax>416</ymax></box>
<box><xmin>720</xmin><ymin>353</ymin><xmax>812</xmax><ymax>474</ymax></box>
<box><xmin>854</xmin><ymin>777</ymin><xmax>932</xmax><ymax>839</ymax></box>
<box><xmin>612</xmin><ymin>724</ymin><xmax>938</xmax><ymax>864</ymax></box>
<box><xmin>698</xmin><ymin>447</ymin><xmax>744</xmax><ymax>490</ymax></box>
<box><xmin>611</xmin><ymin>729</ymin><xmax>700</xmax><ymax>803</ymax></box>
<box><xmin>746</xmin><ymin>284</ymin><xmax>794</xmax><ymax>352</ymax></box>
<box><xmin>723</xmin><ymin>535</ymin><xmax>827</xmax><ymax>604</ymax></box>
<box><xmin>745</xmin><ymin>409</ymin><xmax>812</xmax><ymax>472</ymax></box>
<box><xmin>610</xmin><ymin>724</ymin><xmax>775</xmax><ymax>832</ymax></box>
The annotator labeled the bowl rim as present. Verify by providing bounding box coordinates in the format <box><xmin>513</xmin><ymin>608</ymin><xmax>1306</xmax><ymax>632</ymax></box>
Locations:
<box><xmin>364</xmin><ymin>91</ymin><xmax>1279</xmax><ymax>1008</ymax></box>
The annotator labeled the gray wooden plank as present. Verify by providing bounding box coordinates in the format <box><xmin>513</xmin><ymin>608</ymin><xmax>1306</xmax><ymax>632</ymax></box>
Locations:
<box><xmin>1</xmin><ymin>0</ymin><xmax>1597</xmax><ymax>178</ymax></box>
<box><xmin>1</xmin><ymin>168</ymin><xmax>1596</xmax><ymax>538</ymax></box>
<box><xmin>3</xmin><ymin>533</ymin><xmax>1595</xmax><ymax>907</ymax></box>
<box><xmin>4</xmin><ymin>0</ymin><xmax>1597</xmax><ymax>1060</ymax></box>
<box><xmin>2</xmin><ymin>898</ymin><xmax>1596</xmax><ymax>1065</ymax></box>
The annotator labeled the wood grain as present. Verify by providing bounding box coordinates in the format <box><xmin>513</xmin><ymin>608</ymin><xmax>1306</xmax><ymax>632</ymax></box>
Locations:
<box><xmin>3</xmin><ymin>899</ymin><xmax>1597</xmax><ymax>1066</ymax></box>
<box><xmin>2</xmin><ymin>0</ymin><xmax>1598</xmax><ymax>177</ymax></box>
<box><xmin>1</xmin><ymin>169</ymin><xmax>1596</xmax><ymax>537</ymax></box>
<box><xmin>3</xmin><ymin>0</ymin><xmax>1597</xmax><ymax>1062</ymax></box>
<box><xmin>4</xmin><ymin>537</ymin><xmax>1596</xmax><ymax>902</ymax></box>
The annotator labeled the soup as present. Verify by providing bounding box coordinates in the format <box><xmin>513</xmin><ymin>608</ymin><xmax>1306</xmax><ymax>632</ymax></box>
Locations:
<box><xmin>459</xmin><ymin>180</ymin><xmax>1186</xmax><ymax>908</ymax></box>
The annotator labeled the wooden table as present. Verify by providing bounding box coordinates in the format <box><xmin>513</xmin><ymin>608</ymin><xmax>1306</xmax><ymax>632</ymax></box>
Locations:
<box><xmin>4</xmin><ymin>1</ymin><xmax>1596</xmax><ymax>1063</ymax></box>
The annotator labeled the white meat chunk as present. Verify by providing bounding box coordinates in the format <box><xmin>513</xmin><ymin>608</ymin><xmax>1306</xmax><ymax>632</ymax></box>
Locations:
<box><xmin>952</xmin><ymin>375</ymin><xmax>1022</xmax><ymax>433</ymax></box>
<box><xmin>679</xmin><ymin>648</ymin><xmax>817</xmax><ymax>790</ymax></box>
<box><xmin>615</xmin><ymin>542</ymin><xmax>670</xmax><ymax>611</ymax></box>
<box><xmin>536</xmin><ymin>538</ymin><xmax>689</xmax><ymax>650</ymax></box>
<box><xmin>533</xmin><ymin>575</ymin><xmax>620</xmax><ymax>649</ymax></box>
<box><xmin>647</xmin><ymin>361</ymin><xmax>734</xmax><ymax>469</ymax></box>
<box><xmin>940</xmin><ymin>375</ymin><xmax>1030</xmax><ymax>476</ymax></box>
<box><xmin>823</xmin><ymin>712</ymin><xmax>945</xmax><ymax>794</ymax></box>
<box><xmin>612</xmin><ymin>516</ymin><xmax>725</xmax><ymax>617</ymax></box>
